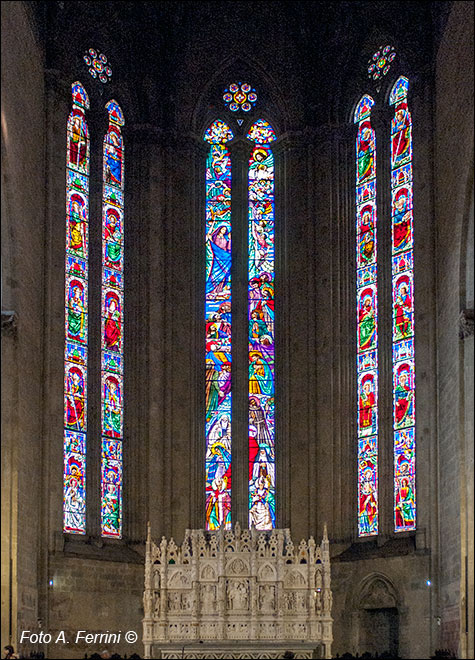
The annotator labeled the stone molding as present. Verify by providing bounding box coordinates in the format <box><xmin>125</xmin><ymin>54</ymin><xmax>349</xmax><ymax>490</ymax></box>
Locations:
<box><xmin>143</xmin><ymin>523</ymin><xmax>333</xmax><ymax>659</ymax></box>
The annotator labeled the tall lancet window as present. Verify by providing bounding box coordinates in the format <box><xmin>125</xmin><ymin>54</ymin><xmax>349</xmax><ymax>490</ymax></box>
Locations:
<box><xmin>63</xmin><ymin>82</ymin><xmax>90</xmax><ymax>534</ymax></box>
<box><xmin>390</xmin><ymin>76</ymin><xmax>416</xmax><ymax>532</ymax></box>
<box><xmin>354</xmin><ymin>95</ymin><xmax>379</xmax><ymax>537</ymax></box>
<box><xmin>101</xmin><ymin>100</ymin><xmax>125</xmax><ymax>538</ymax></box>
<box><xmin>204</xmin><ymin>120</ymin><xmax>234</xmax><ymax>531</ymax></box>
<box><xmin>247</xmin><ymin>119</ymin><xmax>276</xmax><ymax>531</ymax></box>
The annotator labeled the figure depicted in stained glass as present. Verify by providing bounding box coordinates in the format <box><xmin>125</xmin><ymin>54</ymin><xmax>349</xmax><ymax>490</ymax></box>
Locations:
<box><xmin>358</xmin><ymin>373</ymin><xmax>376</xmax><ymax>437</ymax></box>
<box><xmin>206</xmin><ymin>474</ymin><xmax>231</xmax><ymax>530</ymax></box>
<box><xmin>68</xmin><ymin>196</ymin><xmax>87</xmax><ymax>257</ymax></box>
<box><xmin>392</xmin><ymin>102</ymin><xmax>411</xmax><ymax>168</ymax></box>
<box><xmin>394</xmin><ymin>274</ymin><xmax>413</xmax><ymax>340</ymax></box>
<box><xmin>250</xmin><ymin>211</ymin><xmax>274</xmax><ymax>273</ymax></box>
<box><xmin>358</xmin><ymin>462</ymin><xmax>378</xmax><ymax>535</ymax></box>
<box><xmin>206</xmin><ymin>224</ymin><xmax>231</xmax><ymax>299</ymax></box>
<box><xmin>67</xmin><ymin>280</ymin><xmax>86</xmax><ymax>343</ymax></box>
<box><xmin>65</xmin><ymin>366</ymin><xmax>86</xmax><ymax>431</ymax></box>
<box><xmin>394</xmin><ymin>363</ymin><xmax>414</xmax><ymax>429</ymax></box>
<box><xmin>207</xmin><ymin>413</ymin><xmax>231</xmax><ymax>449</ymax></box>
<box><xmin>206</xmin><ymin>312</ymin><xmax>230</xmax><ymax>340</ymax></box>
<box><xmin>357</xmin><ymin>121</ymin><xmax>375</xmax><ymax>183</ymax></box>
<box><xmin>249</xmin><ymin>396</ymin><xmax>272</xmax><ymax>447</ymax></box>
<box><xmin>249</xmin><ymin>308</ymin><xmax>273</xmax><ymax>351</ymax></box>
<box><xmin>205</xmin><ymin>337</ymin><xmax>231</xmax><ymax>420</ymax></box>
<box><xmin>249</xmin><ymin>351</ymin><xmax>273</xmax><ymax>396</ymax></box>
<box><xmin>249</xmin><ymin>473</ymin><xmax>275</xmax><ymax>530</ymax></box>
<box><xmin>104</xmin><ymin>208</ymin><xmax>122</xmax><ymax>269</ymax></box>
<box><xmin>103</xmin><ymin>375</ymin><xmax>122</xmax><ymax>437</ymax></box>
<box><xmin>392</xmin><ymin>188</ymin><xmax>412</xmax><ymax>253</ymax></box>
<box><xmin>102</xmin><ymin>482</ymin><xmax>120</xmax><ymax>534</ymax></box>
<box><xmin>104</xmin><ymin>130</ymin><xmax>122</xmax><ymax>186</ymax></box>
<box><xmin>103</xmin><ymin>291</ymin><xmax>121</xmax><ymax>351</ymax></box>
<box><xmin>251</xmin><ymin>444</ymin><xmax>275</xmax><ymax>485</ymax></box>
<box><xmin>68</xmin><ymin>112</ymin><xmax>88</xmax><ymax>172</ymax></box>
<box><xmin>249</xmin><ymin>272</ymin><xmax>275</xmax><ymax>327</ymax></box>
<box><xmin>358</xmin><ymin>288</ymin><xmax>376</xmax><ymax>352</ymax></box>
<box><xmin>64</xmin><ymin>471</ymin><xmax>86</xmax><ymax>532</ymax></box>
<box><xmin>358</xmin><ymin>205</ymin><xmax>375</xmax><ymax>266</ymax></box>
<box><xmin>395</xmin><ymin>474</ymin><xmax>416</xmax><ymax>528</ymax></box>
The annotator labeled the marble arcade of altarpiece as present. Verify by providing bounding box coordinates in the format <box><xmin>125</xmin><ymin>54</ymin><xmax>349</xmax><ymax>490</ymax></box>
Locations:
<box><xmin>143</xmin><ymin>523</ymin><xmax>333</xmax><ymax>659</ymax></box>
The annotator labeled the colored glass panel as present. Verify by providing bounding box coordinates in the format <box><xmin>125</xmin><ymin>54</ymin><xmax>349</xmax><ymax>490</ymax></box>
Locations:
<box><xmin>101</xmin><ymin>100</ymin><xmax>125</xmax><ymax>538</ymax></box>
<box><xmin>204</xmin><ymin>120</ymin><xmax>234</xmax><ymax>530</ymax></box>
<box><xmin>83</xmin><ymin>48</ymin><xmax>112</xmax><ymax>84</ymax></box>
<box><xmin>64</xmin><ymin>82</ymin><xmax>90</xmax><ymax>534</ymax></box>
<box><xmin>390</xmin><ymin>77</ymin><xmax>416</xmax><ymax>532</ymax></box>
<box><xmin>223</xmin><ymin>82</ymin><xmax>257</xmax><ymax>113</ymax></box>
<box><xmin>367</xmin><ymin>45</ymin><xmax>396</xmax><ymax>81</ymax></box>
<box><xmin>247</xmin><ymin>120</ymin><xmax>276</xmax><ymax>530</ymax></box>
<box><xmin>354</xmin><ymin>95</ymin><xmax>379</xmax><ymax>537</ymax></box>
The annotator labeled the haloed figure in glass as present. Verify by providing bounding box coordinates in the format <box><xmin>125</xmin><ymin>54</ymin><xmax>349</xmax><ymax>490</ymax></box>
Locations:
<box><xmin>357</xmin><ymin>121</ymin><xmax>374</xmax><ymax>182</ymax></box>
<box><xmin>65</xmin><ymin>366</ymin><xmax>85</xmax><ymax>431</ymax></box>
<box><xmin>104</xmin><ymin>130</ymin><xmax>122</xmax><ymax>187</ymax></box>
<box><xmin>68</xmin><ymin>198</ymin><xmax>87</xmax><ymax>257</ymax></box>
<box><xmin>68</xmin><ymin>112</ymin><xmax>88</xmax><ymax>172</ymax></box>
<box><xmin>392</xmin><ymin>189</ymin><xmax>412</xmax><ymax>253</ymax></box>
<box><xmin>67</xmin><ymin>281</ymin><xmax>86</xmax><ymax>343</ymax></box>
<box><xmin>394</xmin><ymin>364</ymin><xmax>414</xmax><ymax>429</ymax></box>
<box><xmin>104</xmin><ymin>291</ymin><xmax>121</xmax><ymax>351</ymax></box>
<box><xmin>104</xmin><ymin>208</ymin><xmax>122</xmax><ymax>269</ymax></box>
<box><xmin>358</xmin><ymin>289</ymin><xmax>376</xmax><ymax>352</ymax></box>
<box><xmin>359</xmin><ymin>373</ymin><xmax>376</xmax><ymax>437</ymax></box>
<box><xmin>359</xmin><ymin>462</ymin><xmax>378</xmax><ymax>535</ymax></box>
<box><xmin>104</xmin><ymin>375</ymin><xmax>122</xmax><ymax>437</ymax></box>
<box><xmin>394</xmin><ymin>275</ymin><xmax>413</xmax><ymax>340</ymax></box>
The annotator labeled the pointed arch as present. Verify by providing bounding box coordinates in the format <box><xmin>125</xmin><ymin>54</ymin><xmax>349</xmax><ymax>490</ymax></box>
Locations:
<box><xmin>63</xmin><ymin>81</ymin><xmax>90</xmax><ymax>534</ymax></box>
<box><xmin>354</xmin><ymin>93</ymin><xmax>379</xmax><ymax>537</ymax></box>
<box><xmin>247</xmin><ymin>118</ymin><xmax>277</xmax><ymax>530</ymax></box>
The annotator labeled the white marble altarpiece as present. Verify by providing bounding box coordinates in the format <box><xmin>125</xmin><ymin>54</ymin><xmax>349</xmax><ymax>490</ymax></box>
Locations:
<box><xmin>143</xmin><ymin>523</ymin><xmax>333</xmax><ymax>659</ymax></box>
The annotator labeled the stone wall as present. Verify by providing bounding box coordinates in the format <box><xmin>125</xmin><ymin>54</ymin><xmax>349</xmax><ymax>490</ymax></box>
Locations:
<box><xmin>434</xmin><ymin>1</ymin><xmax>474</xmax><ymax>656</ymax></box>
<box><xmin>1</xmin><ymin>1</ymin><xmax>46</xmax><ymax>653</ymax></box>
<box><xmin>46</xmin><ymin>555</ymin><xmax>143</xmax><ymax>659</ymax></box>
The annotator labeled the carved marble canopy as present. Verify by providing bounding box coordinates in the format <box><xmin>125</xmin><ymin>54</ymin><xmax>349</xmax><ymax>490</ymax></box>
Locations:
<box><xmin>143</xmin><ymin>523</ymin><xmax>333</xmax><ymax>659</ymax></box>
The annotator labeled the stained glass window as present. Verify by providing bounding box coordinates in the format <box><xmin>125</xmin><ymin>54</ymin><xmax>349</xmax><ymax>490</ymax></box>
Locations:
<box><xmin>83</xmin><ymin>48</ymin><xmax>112</xmax><ymax>84</ymax></box>
<box><xmin>223</xmin><ymin>83</ymin><xmax>257</xmax><ymax>112</ymax></box>
<box><xmin>247</xmin><ymin>119</ymin><xmax>276</xmax><ymax>530</ymax></box>
<box><xmin>390</xmin><ymin>76</ymin><xmax>416</xmax><ymax>532</ymax></box>
<box><xmin>367</xmin><ymin>45</ymin><xmax>396</xmax><ymax>82</ymax></box>
<box><xmin>354</xmin><ymin>95</ymin><xmax>379</xmax><ymax>537</ymax></box>
<box><xmin>101</xmin><ymin>100</ymin><xmax>125</xmax><ymax>538</ymax></box>
<box><xmin>204</xmin><ymin>119</ymin><xmax>234</xmax><ymax>530</ymax></box>
<box><xmin>63</xmin><ymin>82</ymin><xmax>90</xmax><ymax>534</ymax></box>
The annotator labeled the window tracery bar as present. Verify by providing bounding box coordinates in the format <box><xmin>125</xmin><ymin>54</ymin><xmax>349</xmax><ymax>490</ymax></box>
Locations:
<box><xmin>390</xmin><ymin>76</ymin><xmax>416</xmax><ymax>532</ymax></box>
<box><xmin>354</xmin><ymin>95</ymin><xmax>379</xmax><ymax>537</ymax></box>
<box><xmin>204</xmin><ymin>120</ymin><xmax>234</xmax><ymax>530</ymax></box>
<box><xmin>247</xmin><ymin>119</ymin><xmax>276</xmax><ymax>530</ymax></box>
<box><xmin>63</xmin><ymin>82</ymin><xmax>90</xmax><ymax>534</ymax></box>
<box><xmin>101</xmin><ymin>100</ymin><xmax>125</xmax><ymax>538</ymax></box>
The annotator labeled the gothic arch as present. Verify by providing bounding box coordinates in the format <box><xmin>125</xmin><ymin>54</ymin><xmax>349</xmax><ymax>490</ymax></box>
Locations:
<box><xmin>191</xmin><ymin>56</ymin><xmax>289</xmax><ymax>137</ymax></box>
<box><xmin>355</xmin><ymin>572</ymin><xmax>400</xmax><ymax>610</ymax></box>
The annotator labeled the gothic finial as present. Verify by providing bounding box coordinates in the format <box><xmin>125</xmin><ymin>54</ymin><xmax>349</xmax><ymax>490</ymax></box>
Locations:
<box><xmin>323</xmin><ymin>523</ymin><xmax>328</xmax><ymax>542</ymax></box>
